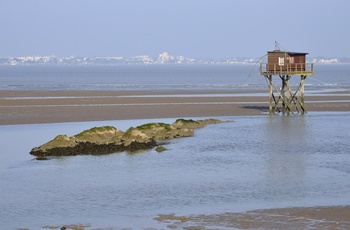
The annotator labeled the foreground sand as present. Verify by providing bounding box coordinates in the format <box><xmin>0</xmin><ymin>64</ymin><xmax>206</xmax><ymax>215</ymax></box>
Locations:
<box><xmin>155</xmin><ymin>205</ymin><xmax>350</xmax><ymax>229</ymax></box>
<box><xmin>19</xmin><ymin>206</ymin><xmax>350</xmax><ymax>229</ymax></box>
<box><xmin>1</xmin><ymin>89</ymin><xmax>350</xmax><ymax>125</ymax></box>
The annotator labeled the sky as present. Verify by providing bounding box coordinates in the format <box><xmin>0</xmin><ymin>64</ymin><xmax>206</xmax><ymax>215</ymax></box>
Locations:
<box><xmin>0</xmin><ymin>0</ymin><xmax>349</xmax><ymax>58</ymax></box>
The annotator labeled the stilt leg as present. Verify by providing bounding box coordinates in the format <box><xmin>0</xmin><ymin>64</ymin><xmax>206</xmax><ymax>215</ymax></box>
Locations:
<box><xmin>300</xmin><ymin>75</ymin><xmax>306</xmax><ymax>113</ymax></box>
<box><xmin>265</xmin><ymin>75</ymin><xmax>273</xmax><ymax>114</ymax></box>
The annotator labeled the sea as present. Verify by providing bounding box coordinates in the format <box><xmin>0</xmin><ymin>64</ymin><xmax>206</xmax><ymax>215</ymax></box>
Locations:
<box><xmin>1</xmin><ymin>64</ymin><xmax>350</xmax><ymax>229</ymax></box>
<box><xmin>0</xmin><ymin>64</ymin><xmax>349</xmax><ymax>91</ymax></box>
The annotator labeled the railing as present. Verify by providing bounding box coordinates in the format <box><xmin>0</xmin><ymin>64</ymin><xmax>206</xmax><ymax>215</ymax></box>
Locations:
<box><xmin>260</xmin><ymin>63</ymin><xmax>314</xmax><ymax>76</ymax></box>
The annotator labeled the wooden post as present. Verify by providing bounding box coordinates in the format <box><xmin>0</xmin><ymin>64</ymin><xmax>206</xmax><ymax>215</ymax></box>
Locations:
<box><xmin>280</xmin><ymin>75</ymin><xmax>287</xmax><ymax>113</ymax></box>
<box><xmin>285</xmin><ymin>75</ymin><xmax>292</xmax><ymax>114</ymax></box>
<box><xmin>262</xmin><ymin>72</ymin><xmax>310</xmax><ymax>114</ymax></box>
<box><xmin>300</xmin><ymin>75</ymin><xmax>306</xmax><ymax>113</ymax></box>
<box><xmin>264</xmin><ymin>75</ymin><xmax>273</xmax><ymax>113</ymax></box>
<box><xmin>279</xmin><ymin>75</ymin><xmax>293</xmax><ymax>114</ymax></box>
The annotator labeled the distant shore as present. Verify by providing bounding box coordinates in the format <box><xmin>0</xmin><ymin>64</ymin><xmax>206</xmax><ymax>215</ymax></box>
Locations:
<box><xmin>1</xmin><ymin>89</ymin><xmax>350</xmax><ymax>125</ymax></box>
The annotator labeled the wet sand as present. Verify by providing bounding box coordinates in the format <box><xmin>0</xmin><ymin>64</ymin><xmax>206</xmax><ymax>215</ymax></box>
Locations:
<box><xmin>1</xmin><ymin>89</ymin><xmax>350</xmax><ymax>125</ymax></box>
<box><xmin>155</xmin><ymin>205</ymin><xmax>350</xmax><ymax>229</ymax></box>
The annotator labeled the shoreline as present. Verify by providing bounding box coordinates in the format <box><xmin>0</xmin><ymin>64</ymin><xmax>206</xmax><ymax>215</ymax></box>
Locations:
<box><xmin>17</xmin><ymin>205</ymin><xmax>350</xmax><ymax>229</ymax></box>
<box><xmin>1</xmin><ymin>89</ymin><xmax>350</xmax><ymax>125</ymax></box>
<box><xmin>154</xmin><ymin>205</ymin><xmax>350</xmax><ymax>229</ymax></box>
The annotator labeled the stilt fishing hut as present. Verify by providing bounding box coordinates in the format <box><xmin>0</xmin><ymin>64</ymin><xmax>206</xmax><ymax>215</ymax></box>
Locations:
<box><xmin>260</xmin><ymin>43</ymin><xmax>314</xmax><ymax>114</ymax></box>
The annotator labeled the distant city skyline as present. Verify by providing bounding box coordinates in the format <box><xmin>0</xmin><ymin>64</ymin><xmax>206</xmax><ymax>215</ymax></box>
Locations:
<box><xmin>1</xmin><ymin>0</ymin><xmax>349</xmax><ymax>58</ymax></box>
<box><xmin>1</xmin><ymin>52</ymin><xmax>346</xmax><ymax>66</ymax></box>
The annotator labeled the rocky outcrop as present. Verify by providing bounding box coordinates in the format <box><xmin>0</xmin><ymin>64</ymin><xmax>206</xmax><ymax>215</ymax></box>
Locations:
<box><xmin>30</xmin><ymin>126</ymin><xmax>127</xmax><ymax>157</ymax></box>
<box><xmin>131</xmin><ymin>121</ymin><xmax>194</xmax><ymax>139</ymax></box>
<box><xmin>30</xmin><ymin>118</ymin><xmax>231</xmax><ymax>157</ymax></box>
<box><xmin>172</xmin><ymin>118</ymin><xmax>224</xmax><ymax>129</ymax></box>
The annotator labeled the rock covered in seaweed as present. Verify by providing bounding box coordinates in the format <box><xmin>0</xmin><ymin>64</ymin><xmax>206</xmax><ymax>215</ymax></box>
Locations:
<box><xmin>121</xmin><ymin>127</ymin><xmax>157</xmax><ymax>152</ymax></box>
<box><xmin>132</xmin><ymin>122</ymin><xmax>194</xmax><ymax>139</ymax></box>
<box><xmin>30</xmin><ymin>118</ymin><xmax>231</xmax><ymax>157</ymax></box>
<box><xmin>172</xmin><ymin>118</ymin><xmax>224</xmax><ymax>129</ymax></box>
<box><xmin>74</xmin><ymin>126</ymin><xmax>124</xmax><ymax>144</ymax></box>
<box><xmin>30</xmin><ymin>126</ymin><xmax>126</xmax><ymax>157</ymax></box>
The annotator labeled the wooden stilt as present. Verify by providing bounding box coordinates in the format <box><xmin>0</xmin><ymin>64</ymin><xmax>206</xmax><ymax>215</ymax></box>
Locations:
<box><xmin>264</xmin><ymin>74</ymin><xmax>308</xmax><ymax>114</ymax></box>
<box><xmin>264</xmin><ymin>75</ymin><xmax>273</xmax><ymax>114</ymax></box>
<box><xmin>300</xmin><ymin>75</ymin><xmax>306</xmax><ymax>113</ymax></box>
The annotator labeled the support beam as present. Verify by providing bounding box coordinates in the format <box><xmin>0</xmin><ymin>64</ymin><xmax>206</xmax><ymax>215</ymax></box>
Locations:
<box><xmin>264</xmin><ymin>75</ymin><xmax>273</xmax><ymax>114</ymax></box>
<box><xmin>264</xmin><ymin>74</ymin><xmax>308</xmax><ymax>114</ymax></box>
<box><xmin>300</xmin><ymin>75</ymin><xmax>306</xmax><ymax>113</ymax></box>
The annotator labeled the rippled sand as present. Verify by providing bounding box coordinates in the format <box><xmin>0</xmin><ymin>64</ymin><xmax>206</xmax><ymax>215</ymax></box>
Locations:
<box><xmin>1</xmin><ymin>89</ymin><xmax>350</xmax><ymax>125</ymax></box>
<box><xmin>154</xmin><ymin>205</ymin><xmax>350</xmax><ymax>229</ymax></box>
<box><xmin>18</xmin><ymin>206</ymin><xmax>350</xmax><ymax>229</ymax></box>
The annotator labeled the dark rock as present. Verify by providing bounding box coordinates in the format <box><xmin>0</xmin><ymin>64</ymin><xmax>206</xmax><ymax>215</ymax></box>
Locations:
<box><xmin>155</xmin><ymin>146</ymin><xmax>168</xmax><ymax>153</ymax></box>
<box><xmin>30</xmin><ymin>142</ymin><xmax>126</xmax><ymax>157</ymax></box>
<box><xmin>125</xmin><ymin>139</ymin><xmax>157</xmax><ymax>152</ymax></box>
<box><xmin>30</xmin><ymin>126</ymin><xmax>130</xmax><ymax>157</ymax></box>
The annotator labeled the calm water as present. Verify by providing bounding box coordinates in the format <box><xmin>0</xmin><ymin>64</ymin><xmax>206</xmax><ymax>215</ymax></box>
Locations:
<box><xmin>1</xmin><ymin>114</ymin><xmax>350</xmax><ymax>229</ymax></box>
<box><xmin>1</xmin><ymin>64</ymin><xmax>350</xmax><ymax>229</ymax></box>
<box><xmin>0</xmin><ymin>64</ymin><xmax>350</xmax><ymax>91</ymax></box>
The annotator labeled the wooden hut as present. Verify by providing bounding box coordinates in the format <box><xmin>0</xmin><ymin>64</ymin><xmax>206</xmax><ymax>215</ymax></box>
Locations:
<box><xmin>261</xmin><ymin>51</ymin><xmax>313</xmax><ymax>75</ymax></box>
<box><xmin>259</xmin><ymin>46</ymin><xmax>314</xmax><ymax>114</ymax></box>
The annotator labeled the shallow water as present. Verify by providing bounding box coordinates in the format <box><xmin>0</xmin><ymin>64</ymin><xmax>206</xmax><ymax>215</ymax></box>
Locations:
<box><xmin>1</xmin><ymin>113</ymin><xmax>350</xmax><ymax>229</ymax></box>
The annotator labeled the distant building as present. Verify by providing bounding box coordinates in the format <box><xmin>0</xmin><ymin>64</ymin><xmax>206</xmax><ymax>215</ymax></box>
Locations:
<box><xmin>158</xmin><ymin>52</ymin><xmax>170</xmax><ymax>63</ymax></box>
<box><xmin>319</xmin><ymin>58</ymin><xmax>338</xmax><ymax>63</ymax></box>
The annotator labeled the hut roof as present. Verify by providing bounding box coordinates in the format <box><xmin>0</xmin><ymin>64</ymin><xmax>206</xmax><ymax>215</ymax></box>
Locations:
<box><xmin>268</xmin><ymin>50</ymin><xmax>308</xmax><ymax>55</ymax></box>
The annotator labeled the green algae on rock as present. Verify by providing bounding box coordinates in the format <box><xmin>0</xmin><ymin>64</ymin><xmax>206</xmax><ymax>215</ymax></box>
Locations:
<box><xmin>133</xmin><ymin>122</ymin><xmax>194</xmax><ymax>139</ymax></box>
<box><xmin>30</xmin><ymin>126</ymin><xmax>128</xmax><ymax>157</ymax></box>
<box><xmin>30</xmin><ymin>118</ymin><xmax>232</xmax><ymax>157</ymax></box>
<box><xmin>172</xmin><ymin>118</ymin><xmax>225</xmax><ymax>129</ymax></box>
<box><xmin>74</xmin><ymin>126</ymin><xmax>124</xmax><ymax>144</ymax></box>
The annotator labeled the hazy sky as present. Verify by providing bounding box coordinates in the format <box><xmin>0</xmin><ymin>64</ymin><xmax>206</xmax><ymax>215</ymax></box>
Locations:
<box><xmin>1</xmin><ymin>0</ymin><xmax>349</xmax><ymax>58</ymax></box>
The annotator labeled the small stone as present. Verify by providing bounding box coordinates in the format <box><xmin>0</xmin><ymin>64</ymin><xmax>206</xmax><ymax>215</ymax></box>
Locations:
<box><xmin>155</xmin><ymin>146</ymin><xmax>167</xmax><ymax>153</ymax></box>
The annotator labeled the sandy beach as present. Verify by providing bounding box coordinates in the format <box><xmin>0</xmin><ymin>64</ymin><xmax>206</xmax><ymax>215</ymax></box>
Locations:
<box><xmin>1</xmin><ymin>89</ymin><xmax>350</xmax><ymax>125</ymax></box>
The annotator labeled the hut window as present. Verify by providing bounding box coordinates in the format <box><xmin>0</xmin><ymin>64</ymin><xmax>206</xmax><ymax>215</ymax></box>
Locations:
<box><xmin>278</xmin><ymin>57</ymin><xmax>285</xmax><ymax>66</ymax></box>
<box><xmin>290</xmin><ymin>57</ymin><xmax>294</xmax><ymax>63</ymax></box>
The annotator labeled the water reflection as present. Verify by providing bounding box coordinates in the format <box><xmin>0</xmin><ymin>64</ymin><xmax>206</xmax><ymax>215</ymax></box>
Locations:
<box><xmin>263</xmin><ymin>115</ymin><xmax>308</xmax><ymax>201</ymax></box>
